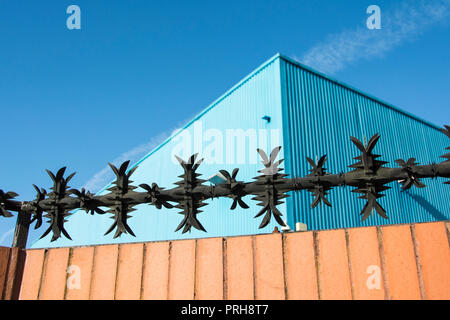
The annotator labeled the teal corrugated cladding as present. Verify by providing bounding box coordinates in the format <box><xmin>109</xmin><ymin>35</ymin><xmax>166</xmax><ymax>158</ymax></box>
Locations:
<box><xmin>31</xmin><ymin>57</ymin><xmax>286</xmax><ymax>248</ymax></box>
<box><xmin>280</xmin><ymin>57</ymin><xmax>449</xmax><ymax>231</ymax></box>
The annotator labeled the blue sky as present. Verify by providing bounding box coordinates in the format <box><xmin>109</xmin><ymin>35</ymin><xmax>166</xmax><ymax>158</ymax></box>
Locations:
<box><xmin>0</xmin><ymin>0</ymin><xmax>449</xmax><ymax>246</ymax></box>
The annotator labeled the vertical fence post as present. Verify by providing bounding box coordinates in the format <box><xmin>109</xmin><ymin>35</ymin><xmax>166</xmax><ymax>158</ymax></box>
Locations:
<box><xmin>1</xmin><ymin>210</ymin><xmax>32</xmax><ymax>300</ymax></box>
<box><xmin>12</xmin><ymin>210</ymin><xmax>31</xmax><ymax>249</ymax></box>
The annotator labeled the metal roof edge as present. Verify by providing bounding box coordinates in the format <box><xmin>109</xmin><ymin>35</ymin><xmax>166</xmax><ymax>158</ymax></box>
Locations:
<box><xmin>277</xmin><ymin>53</ymin><xmax>442</xmax><ymax>131</ymax></box>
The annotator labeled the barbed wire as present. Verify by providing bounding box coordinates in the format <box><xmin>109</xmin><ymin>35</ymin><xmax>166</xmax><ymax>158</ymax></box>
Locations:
<box><xmin>1</xmin><ymin>126</ymin><xmax>449</xmax><ymax>242</ymax></box>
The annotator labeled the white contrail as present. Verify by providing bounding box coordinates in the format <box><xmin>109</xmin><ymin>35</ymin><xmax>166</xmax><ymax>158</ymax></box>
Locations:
<box><xmin>0</xmin><ymin>228</ymin><xmax>14</xmax><ymax>246</ymax></box>
<box><xmin>82</xmin><ymin>119</ymin><xmax>191</xmax><ymax>193</ymax></box>
<box><xmin>300</xmin><ymin>0</ymin><xmax>450</xmax><ymax>75</ymax></box>
<box><xmin>82</xmin><ymin>131</ymin><xmax>172</xmax><ymax>193</ymax></box>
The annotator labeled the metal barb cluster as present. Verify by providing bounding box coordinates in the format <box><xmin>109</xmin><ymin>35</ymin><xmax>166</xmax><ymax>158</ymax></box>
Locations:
<box><xmin>139</xmin><ymin>183</ymin><xmax>173</xmax><ymax>209</ymax></box>
<box><xmin>0</xmin><ymin>190</ymin><xmax>18</xmax><ymax>217</ymax></box>
<box><xmin>0</xmin><ymin>125</ymin><xmax>449</xmax><ymax>243</ymax></box>
<box><xmin>349</xmin><ymin>135</ymin><xmax>390</xmax><ymax>221</ymax></box>
<box><xmin>219</xmin><ymin>168</ymin><xmax>249</xmax><ymax>210</ymax></box>
<box><xmin>394</xmin><ymin>158</ymin><xmax>426</xmax><ymax>190</ymax></box>
<box><xmin>252</xmin><ymin>147</ymin><xmax>289</xmax><ymax>228</ymax></box>
<box><xmin>104</xmin><ymin>161</ymin><xmax>138</xmax><ymax>238</ymax></box>
<box><xmin>173</xmin><ymin>154</ymin><xmax>207</xmax><ymax>233</ymax></box>
<box><xmin>40</xmin><ymin>168</ymin><xmax>75</xmax><ymax>241</ymax></box>
<box><xmin>29</xmin><ymin>185</ymin><xmax>46</xmax><ymax>228</ymax></box>
<box><xmin>306</xmin><ymin>155</ymin><xmax>332</xmax><ymax>208</ymax></box>
<box><xmin>441</xmin><ymin>125</ymin><xmax>450</xmax><ymax>184</ymax></box>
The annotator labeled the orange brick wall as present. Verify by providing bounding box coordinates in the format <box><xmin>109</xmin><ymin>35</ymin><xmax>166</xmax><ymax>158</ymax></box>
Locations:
<box><xmin>5</xmin><ymin>221</ymin><xmax>450</xmax><ymax>300</ymax></box>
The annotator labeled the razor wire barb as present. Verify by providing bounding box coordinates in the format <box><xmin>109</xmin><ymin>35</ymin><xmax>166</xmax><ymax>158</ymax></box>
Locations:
<box><xmin>1</xmin><ymin>126</ymin><xmax>450</xmax><ymax>242</ymax></box>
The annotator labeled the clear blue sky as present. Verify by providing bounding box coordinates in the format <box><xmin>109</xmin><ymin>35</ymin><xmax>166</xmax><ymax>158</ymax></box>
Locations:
<box><xmin>1</xmin><ymin>0</ymin><xmax>449</xmax><ymax>246</ymax></box>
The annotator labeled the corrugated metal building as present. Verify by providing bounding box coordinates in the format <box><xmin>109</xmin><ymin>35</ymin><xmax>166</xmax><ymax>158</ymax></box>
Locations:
<box><xmin>32</xmin><ymin>53</ymin><xmax>449</xmax><ymax>248</ymax></box>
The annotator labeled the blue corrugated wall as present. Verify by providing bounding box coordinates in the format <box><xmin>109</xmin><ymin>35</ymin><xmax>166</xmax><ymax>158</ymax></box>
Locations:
<box><xmin>279</xmin><ymin>56</ymin><xmax>449</xmax><ymax>231</ymax></box>
<box><xmin>32</xmin><ymin>56</ymin><xmax>287</xmax><ymax>248</ymax></box>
